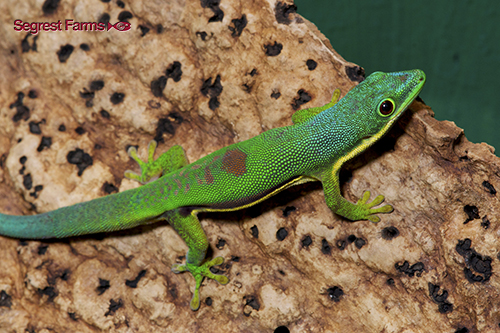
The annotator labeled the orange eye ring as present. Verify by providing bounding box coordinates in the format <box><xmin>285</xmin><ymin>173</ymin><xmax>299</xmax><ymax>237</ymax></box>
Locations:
<box><xmin>378</xmin><ymin>99</ymin><xmax>395</xmax><ymax>116</ymax></box>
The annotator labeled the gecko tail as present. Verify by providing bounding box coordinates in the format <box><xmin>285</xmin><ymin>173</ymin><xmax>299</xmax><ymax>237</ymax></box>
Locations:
<box><xmin>0</xmin><ymin>184</ymin><xmax>168</xmax><ymax>240</ymax></box>
<box><xmin>0</xmin><ymin>212</ymin><xmax>60</xmax><ymax>239</ymax></box>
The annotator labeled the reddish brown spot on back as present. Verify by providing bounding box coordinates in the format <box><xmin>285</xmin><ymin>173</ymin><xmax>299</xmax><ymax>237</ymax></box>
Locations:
<box><xmin>222</xmin><ymin>149</ymin><xmax>247</xmax><ymax>176</ymax></box>
<box><xmin>204</xmin><ymin>166</ymin><xmax>214</xmax><ymax>184</ymax></box>
<box><xmin>195</xmin><ymin>174</ymin><xmax>204</xmax><ymax>185</ymax></box>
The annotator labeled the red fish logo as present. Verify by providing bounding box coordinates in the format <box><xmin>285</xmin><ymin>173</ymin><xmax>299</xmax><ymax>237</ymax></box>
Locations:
<box><xmin>107</xmin><ymin>22</ymin><xmax>131</xmax><ymax>31</ymax></box>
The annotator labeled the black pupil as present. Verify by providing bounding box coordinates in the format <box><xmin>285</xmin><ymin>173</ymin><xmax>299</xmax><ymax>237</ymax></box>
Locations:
<box><xmin>380</xmin><ymin>100</ymin><xmax>394</xmax><ymax>115</ymax></box>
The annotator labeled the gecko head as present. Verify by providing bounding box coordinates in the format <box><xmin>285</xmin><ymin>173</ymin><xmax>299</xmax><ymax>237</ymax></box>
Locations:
<box><xmin>339</xmin><ymin>69</ymin><xmax>426</xmax><ymax>146</ymax></box>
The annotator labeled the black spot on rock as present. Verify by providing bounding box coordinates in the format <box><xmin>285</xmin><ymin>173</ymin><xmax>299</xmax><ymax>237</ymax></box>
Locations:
<box><xmin>166</xmin><ymin>61</ymin><xmax>182</xmax><ymax>82</ymax></box>
<box><xmin>38</xmin><ymin>244</ymin><xmax>48</xmax><ymax>255</ymax></box>
<box><xmin>196</xmin><ymin>31</ymin><xmax>208</xmax><ymax>40</ymax></box>
<box><xmin>229</xmin><ymin>14</ymin><xmax>247</xmax><ymax>37</ymax></box>
<box><xmin>428</xmin><ymin>283</ymin><xmax>449</xmax><ymax>303</ymax></box>
<box><xmin>21</xmin><ymin>35</ymin><xmax>31</xmax><ymax>53</ymax></box>
<box><xmin>292</xmin><ymin>89</ymin><xmax>311</xmax><ymax>110</ymax></box>
<box><xmin>67</xmin><ymin>148</ymin><xmax>93</xmax><ymax>176</ymax></box>
<box><xmin>264</xmin><ymin>41</ymin><xmax>283</xmax><ymax>56</ymax></box>
<box><xmin>480</xmin><ymin>216</ymin><xmax>490</xmax><ymax>229</ymax></box>
<box><xmin>201</xmin><ymin>75</ymin><xmax>223</xmax><ymax>110</ymax></box>
<box><xmin>3</xmin><ymin>89</ymin><xmax>18</xmax><ymax>110</ymax></box>
<box><xmin>438</xmin><ymin>301</ymin><xmax>453</xmax><ymax>314</ymax></box>
<box><xmin>37</xmin><ymin>136</ymin><xmax>52</xmax><ymax>152</ymax></box>
<box><xmin>98</xmin><ymin>13</ymin><xmax>110</xmax><ymax>25</ymax></box>
<box><xmin>96</xmin><ymin>278</ymin><xmax>110</xmax><ymax>295</ymax></box>
<box><xmin>301</xmin><ymin>235</ymin><xmax>312</xmax><ymax>247</ymax></box>
<box><xmin>110</xmin><ymin>92</ymin><xmax>125</xmax><ymax>104</ymax></box>
<box><xmin>275</xmin><ymin>1</ymin><xmax>297</xmax><ymax>24</ymax></box>
<box><xmin>139</xmin><ymin>25</ymin><xmax>150</xmax><ymax>37</ymax></box>
<box><xmin>29</xmin><ymin>185</ymin><xmax>43</xmax><ymax>198</ymax></box>
<box><xmin>100</xmin><ymin>109</ymin><xmax>110</xmax><ymax>119</ymax></box>
<box><xmin>104</xmin><ymin>299</ymin><xmax>123</xmax><ymax>316</ymax></box>
<box><xmin>243</xmin><ymin>295</ymin><xmax>260</xmax><ymax>311</ymax></box>
<box><xmin>321</xmin><ymin>239</ymin><xmax>331</xmax><ymax>255</ymax></box>
<box><xmin>57</xmin><ymin>44</ymin><xmax>74</xmax><ymax>63</ymax></box>
<box><xmin>28</xmin><ymin>90</ymin><xmax>38</xmax><ymax>99</ymax></box>
<box><xmin>29</xmin><ymin>121</ymin><xmax>42</xmax><ymax>134</ymax></box>
<box><xmin>151</xmin><ymin>76</ymin><xmax>167</xmax><ymax>97</ymax></box>
<box><xmin>102</xmin><ymin>182</ymin><xmax>118</xmax><ymax>194</ymax></box>
<box><xmin>326</xmin><ymin>286</ymin><xmax>343</xmax><ymax>302</ymax></box>
<box><xmin>481</xmin><ymin>181</ymin><xmax>496</xmax><ymax>195</ymax></box>
<box><xmin>250</xmin><ymin>225</ymin><xmax>258</xmax><ymax>238</ymax></box>
<box><xmin>0</xmin><ymin>290</ymin><xmax>12</xmax><ymax>308</ymax></box>
<box><xmin>125</xmin><ymin>270</ymin><xmax>146</xmax><ymax>288</ymax></box>
<box><xmin>38</xmin><ymin>286</ymin><xmax>58</xmax><ymax>302</ymax></box>
<box><xmin>79</xmin><ymin>89</ymin><xmax>95</xmax><ymax>108</ymax></box>
<box><xmin>80</xmin><ymin>43</ymin><xmax>90</xmax><ymax>51</ymax></box>
<box><xmin>463</xmin><ymin>205</ymin><xmax>480</xmax><ymax>224</ymax></box>
<box><xmin>42</xmin><ymin>0</ymin><xmax>60</xmax><ymax>15</ymax></box>
<box><xmin>118</xmin><ymin>11</ymin><xmax>133</xmax><ymax>22</ymax></box>
<box><xmin>23</xmin><ymin>173</ymin><xmax>33</xmax><ymax>190</ymax></box>
<box><xmin>271</xmin><ymin>90</ymin><xmax>281</xmax><ymax>99</ymax></box>
<box><xmin>276</xmin><ymin>227</ymin><xmax>288</xmax><ymax>241</ymax></box>
<box><xmin>381</xmin><ymin>226</ymin><xmax>400</xmax><ymax>240</ymax></box>
<box><xmin>395</xmin><ymin>261</ymin><xmax>425</xmax><ymax>277</ymax></box>
<box><xmin>282</xmin><ymin>206</ymin><xmax>296</xmax><ymax>217</ymax></box>
<box><xmin>216</xmin><ymin>239</ymin><xmax>226</xmax><ymax>250</ymax></box>
<box><xmin>154</xmin><ymin>112</ymin><xmax>183</xmax><ymax>143</ymax></box>
<box><xmin>345</xmin><ymin>66</ymin><xmax>365</xmax><ymax>83</ymax></box>
<box><xmin>90</xmin><ymin>80</ymin><xmax>104</xmax><ymax>91</ymax></box>
<box><xmin>200</xmin><ymin>0</ymin><xmax>224</xmax><ymax>22</ymax></box>
<box><xmin>454</xmin><ymin>328</ymin><xmax>469</xmax><ymax>333</ymax></box>
<box><xmin>306</xmin><ymin>59</ymin><xmax>317</xmax><ymax>70</ymax></box>
<box><xmin>354</xmin><ymin>238</ymin><xmax>366</xmax><ymax>249</ymax></box>
<box><xmin>336</xmin><ymin>239</ymin><xmax>346</xmax><ymax>250</ymax></box>
<box><xmin>10</xmin><ymin>92</ymin><xmax>30</xmax><ymax>122</ymax></box>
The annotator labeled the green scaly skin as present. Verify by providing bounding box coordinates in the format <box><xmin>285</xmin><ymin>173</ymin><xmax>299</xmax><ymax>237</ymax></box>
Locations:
<box><xmin>0</xmin><ymin>70</ymin><xmax>426</xmax><ymax>310</ymax></box>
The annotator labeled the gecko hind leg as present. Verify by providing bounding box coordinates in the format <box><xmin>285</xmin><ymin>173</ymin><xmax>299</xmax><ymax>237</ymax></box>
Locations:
<box><xmin>166</xmin><ymin>209</ymin><xmax>229</xmax><ymax>311</ymax></box>
<box><xmin>124</xmin><ymin>140</ymin><xmax>188</xmax><ymax>184</ymax></box>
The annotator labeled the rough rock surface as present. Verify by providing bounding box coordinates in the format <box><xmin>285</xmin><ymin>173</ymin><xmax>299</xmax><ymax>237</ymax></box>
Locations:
<box><xmin>0</xmin><ymin>0</ymin><xmax>499</xmax><ymax>332</ymax></box>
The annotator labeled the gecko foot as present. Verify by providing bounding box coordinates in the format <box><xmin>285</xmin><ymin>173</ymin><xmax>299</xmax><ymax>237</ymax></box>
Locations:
<box><xmin>172</xmin><ymin>256</ymin><xmax>229</xmax><ymax>311</ymax></box>
<box><xmin>355</xmin><ymin>190</ymin><xmax>393</xmax><ymax>223</ymax></box>
<box><xmin>124</xmin><ymin>140</ymin><xmax>159</xmax><ymax>184</ymax></box>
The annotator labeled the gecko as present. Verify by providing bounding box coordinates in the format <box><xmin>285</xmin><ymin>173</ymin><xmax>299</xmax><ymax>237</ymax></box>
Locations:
<box><xmin>0</xmin><ymin>70</ymin><xmax>426</xmax><ymax>310</ymax></box>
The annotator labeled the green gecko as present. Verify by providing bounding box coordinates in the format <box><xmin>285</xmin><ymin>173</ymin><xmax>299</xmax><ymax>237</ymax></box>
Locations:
<box><xmin>0</xmin><ymin>70</ymin><xmax>426</xmax><ymax>310</ymax></box>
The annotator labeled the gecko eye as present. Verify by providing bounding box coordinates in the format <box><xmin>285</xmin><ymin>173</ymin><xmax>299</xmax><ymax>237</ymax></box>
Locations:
<box><xmin>378</xmin><ymin>99</ymin><xmax>395</xmax><ymax>116</ymax></box>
